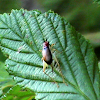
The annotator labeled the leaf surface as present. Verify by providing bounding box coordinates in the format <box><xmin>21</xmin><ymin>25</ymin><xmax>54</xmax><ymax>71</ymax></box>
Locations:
<box><xmin>0</xmin><ymin>9</ymin><xmax>99</xmax><ymax>100</ymax></box>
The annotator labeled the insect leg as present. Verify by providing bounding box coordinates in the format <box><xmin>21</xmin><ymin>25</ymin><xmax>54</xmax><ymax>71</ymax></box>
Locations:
<box><xmin>51</xmin><ymin>64</ymin><xmax>53</xmax><ymax>72</ymax></box>
<box><xmin>43</xmin><ymin>71</ymin><xmax>59</xmax><ymax>88</ymax></box>
<box><xmin>42</xmin><ymin>60</ymin><xmax>59</xmax><ymax>87</ymax></box>
<box><xmin>50</xmin><ymin>43</ymin><xmax>56</xmax><ymax>49</ymax></box>
<box><xmin>39</xmin><ymin>50</ymin><xmax>42</xmax><ymax>52</ymax></box>
<box><xmin>53</xmin><ymin>54</ymin><xmax>68</xmax><ymax>86</ymax></box>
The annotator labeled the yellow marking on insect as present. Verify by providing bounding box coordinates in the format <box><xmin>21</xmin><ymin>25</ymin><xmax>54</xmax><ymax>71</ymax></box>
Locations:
<box><xmin>43</xmin><ymin>60</ymin><xmax>48</xmax><ymax>72</ymax></box>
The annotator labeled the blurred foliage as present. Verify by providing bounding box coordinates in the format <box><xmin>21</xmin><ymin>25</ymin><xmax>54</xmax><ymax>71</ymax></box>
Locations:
<box><xmin>98</xmin><ymin>62</ymin><xmax>100</xmax><ymax>73</ymax></box>
<box><xmin>1</xmin><ymin>85</ymin><xmax>35</xmax><ymax>100</ymax></box>
<box><xmin>0</xmin><ymin>85</ymin><xmax>12</xmax><ymax>98</ymax></box>
<box><xmin>66</xmin><ymin>4</ymin><xmax>100</xmax><ymax>32</ymax></box>
<box><xmin>38</xmin><ymin>0</ymin><xmax>100</xmax><ymax>32</ymax></box>
<box><xmin>84</xmin><ymin>32</ymin><xmax>100</xmax><ymax>48</ymax></box>
<box><xmin>0</xmin><ymin>0</ymin><xmax>21</xmax><ymax>14</ymax></box>
<box><xmin>84</xmin><ymin>32</ymin><xmax>100</xmax><ymax>60</ymax></box>
<box><xmin>94</xmin><ymin>0</ymin><xmax>100</xmax><ymax>4</ymax></box>
<box><xmin>0</xmin><ymin>50</ymin><xmax>6</xmax><ymax>62</ymax></box>
<box><xmin>0</xmin><ymin>62</ymin><xmax>15</xmax><ymax>97</ymax></box>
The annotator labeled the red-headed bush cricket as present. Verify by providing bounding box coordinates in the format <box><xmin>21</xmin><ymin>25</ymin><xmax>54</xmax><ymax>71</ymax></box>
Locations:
<box><xmin>41</xmin><ymin>40</ymin><xmax>67</xmax><ymax>87</ymax></box>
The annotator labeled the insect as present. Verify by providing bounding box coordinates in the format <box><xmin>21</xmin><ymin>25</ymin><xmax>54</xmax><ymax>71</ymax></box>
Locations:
<box><xmin>42</xmin><ymin>41</ymin><xmax>53</xmax><ymax>72</ymax></box>
<box><xmin>42</xmin><ymin>40</ymin><xmax>68</xmax><ymax>87</ymax></box>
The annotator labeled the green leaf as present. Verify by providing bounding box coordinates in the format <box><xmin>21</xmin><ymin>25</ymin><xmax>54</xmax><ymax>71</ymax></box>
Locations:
<box><xmin>0</xmin><ymin>62</ymin><xmax>15</xmax><ymax>87</ymax></box>
<box><xmin>1</xmin><ymin>85</ymin><xmax>35</xmax><ymax>100</ymax></box>
<box><xmin>0</xmin><ymin>85</ymin><xmax>12</xmax><ymax>98</ymax></box>
<box><xmin>0</xmin><ymin>9</ymin><xmax>99</xmax><ymax>100</ymax></box>
<box><xmin>0</xmin><ymin>50</ymin><xmax>6</xmax><ymax>62</ymax></box>
<box><xmin>0</xmin><ymin>62</ymin><xmax>15</xmax><ymax>97</ymax></box>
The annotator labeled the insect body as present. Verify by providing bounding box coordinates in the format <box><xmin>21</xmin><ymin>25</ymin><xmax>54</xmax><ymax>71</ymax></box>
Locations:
<box><xmin>42</xmin><ymin>41</ymin><xmax>53</xmax><ymax>72</ymax></box>
<box><xmin>42</xmin><ymin>41</ymin><xmax>52</xmax><ymax>64</ymax></box>
<box><xmin>41</xmin><ymin>40</ymin><xmax>68</xmax><ymax>87</ymax></box>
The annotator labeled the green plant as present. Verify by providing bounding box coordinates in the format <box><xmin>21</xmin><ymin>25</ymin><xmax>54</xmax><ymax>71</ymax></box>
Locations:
<box><xmin>1</xmin><ymin>85</ymin><xmax>35</xmax><ymax>100</ymax></box>
<box><xmin>0</xmin><ymin>9</ymin><xmax>99</xmax><ymax>100</ymax></box>
<box><xmin>0</xmin><ymin>62</ymin><xmax>15</xmax><ymax>97</ymax></box>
